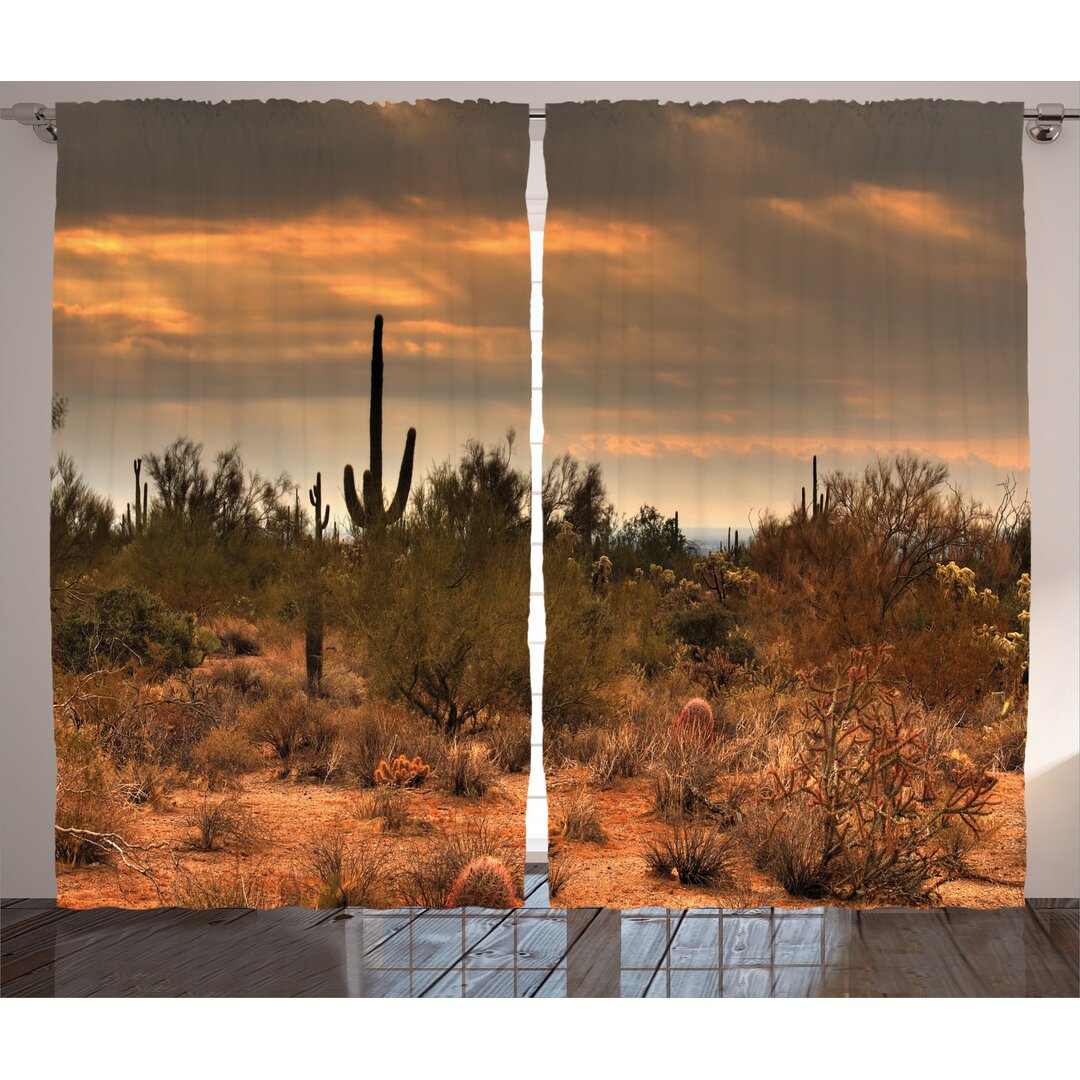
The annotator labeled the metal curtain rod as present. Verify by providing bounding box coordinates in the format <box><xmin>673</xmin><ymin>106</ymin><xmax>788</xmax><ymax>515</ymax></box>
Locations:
<box><xmin>4</xmin><ymin>101</ymin><xmax>1079</xmax><ymax>144</ymax></box>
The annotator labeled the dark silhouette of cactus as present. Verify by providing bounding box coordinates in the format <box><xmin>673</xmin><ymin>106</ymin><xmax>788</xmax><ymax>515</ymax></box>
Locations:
<box><xmin>122</xmin><ymin>459</ymin><xmax>149</xmax><ymax>539</ymax></box>
<box><xmin>309</xmin><ymin>471</ymin><xmax>330</xmax><ymax>541</ymax></box>
<box><xmin>344</xmin><ymin>315</ymin><xmax>417</xmax><ymax>532</ymax></box>
<box><xmin>305</xmin><ymin>471</ymin><xmax>331</xmax><ymax>694</ymax></box>
<box><xmin>801</xmin><ymin>455</ymin><xmax>830</xmax><ymax>522</ymax></box>
<box><xmin>133</xmin><ymin>458</ymin><xmax>147</xmax><ymax>533</ymax></box>
<box><xmin>445</xmin><ymin>856</ymin><xmax>515</xmax><ymax>909</ymax></box>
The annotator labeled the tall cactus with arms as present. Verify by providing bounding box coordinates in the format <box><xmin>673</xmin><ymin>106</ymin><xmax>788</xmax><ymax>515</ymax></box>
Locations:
<box><xmin>344</xmin><ymin>315</ymin><xmax>417</xmax><ymax>532</ymax></box>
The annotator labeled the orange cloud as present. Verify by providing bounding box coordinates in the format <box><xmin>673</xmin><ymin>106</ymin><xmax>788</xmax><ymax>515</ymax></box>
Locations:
<box><xmin>566</xmin><ymin>431</ymin><xmax>1029</xmax><ymax>471</ymax></box>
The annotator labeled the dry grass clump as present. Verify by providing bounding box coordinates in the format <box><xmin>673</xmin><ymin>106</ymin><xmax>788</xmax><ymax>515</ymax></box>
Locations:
<box><xmin>397</xmin><ymin>818</ymin><xmax>522</xmax><ymax>908</ymax></box>
<box><xmin>185</xmin><ymin>795</ymin><xmax>259</xmax><ymax>852</ymax></box>
<box><xmin>745</xmin><ymin>804</ymin><xmax>835</xmax><ymax>898</ymax></box>
<box><xmin>118</xmin><ymin>757</ymin><xmax>172</xmax><ymax>807</ymax></box>
<box><xmin>306</xmin><ymin>826</ymin><xmax>392</xmax><ymax>908</ymax></box>
<box><xmin>588</xmin><ymin>724</ymin><xmax>655</xmax><ymax>787</ymax></box>
<box><xmin>54</xmin><ymin>719</ymin><xmax>129</xmax><ymax>866</ymax></box>
<box><xmin>191</xmin><ymin>725</ymin><xmax>261</xmax><ymax>787</ymax></box>
<box><xmin>978</xmin><ymin>709</ymin><xmax>1026</xmax><ymax>772</ymax></box>
<box><xmin>440</xmin><ymin>739</ymin><xmax>496</xmax><ymax>797</ymax></box>
<box><xmin>642</xmin><ymin>821</ymin><xmax>736</xmax><ymax>886</ymax></box>
<box><xmin>484</xmin><ymin>714</ymin><xmax>531</xmax><ymax>773</ymax></box>
<box><xmin>207</xmin><ymin>660</ymin><xmax>266</xmax><ymax>699</ymax></box>
<box><xmin>172</xmin><ymin>859</ymin><xmax>272</xmax><ymax>909</ymax></box>
<box><xmin>212</xmin><ymin>616</ymin><xmax>261</xmax><ymax>657</ymax></box>
<box><xmin>351</xmin><ymin>786</ymin><xmax>414</xmax><ymax>832</ymax></box>
<box><xmin>546</xmin><ymin>851</ymin><xmax>577</xmax><ymax>901</ymax></box>
<box><xmin>554</xmin><ymin>787</ymin><xmax>606</xmax><ymax>843</ymax></box>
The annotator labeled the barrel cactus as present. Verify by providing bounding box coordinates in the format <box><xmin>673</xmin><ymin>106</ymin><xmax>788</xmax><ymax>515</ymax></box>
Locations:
<box><xmin>674</xmin><ymin>697</ymin><xmax>715</xmax><ymax>745</ymax></box>
<box><xmin>445</xmin><ymin>855</ymin><xmax>515</xmax><ymax>908</ymax></box>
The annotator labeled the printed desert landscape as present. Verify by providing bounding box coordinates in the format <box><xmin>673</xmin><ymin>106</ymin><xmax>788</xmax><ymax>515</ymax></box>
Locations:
<box><xmin>541</xmin><ymin>454</ymin><xmax>1029</xmax><ymax>909</ymax></box>
<box><xmin>540</xmin><ymin>101</ymin><xmax>1030</xmax><ymax>910</ymax></box>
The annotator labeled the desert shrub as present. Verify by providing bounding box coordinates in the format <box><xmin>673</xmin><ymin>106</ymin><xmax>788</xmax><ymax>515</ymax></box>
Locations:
<box><xmin>935</xmin><ymin>815</ymin><xmax>982</xmax><ymax>880</ymax></box>
<box><xmin>172</xmin><ymin>859</ymin><xmax>272</xmax><ymax>909</ymax></box>
<box><xmin>53</xmin><ymin>585</ymin><xmax>202</xmax><ymax>675</ymax></box>
<box><xmin>207</xmin><ymin>660</ymin><xmax>266</xmax><ymax>699</ymax></box>
<box><xmin>665</xmin><ymin>602</ymin><xmax>734</xmax><ymax>654</ymax></box>
<box><xmin>764</xmin><ymin>646</ymin><xmax>998</xmax><ymax>903</ymax></box>
<box><xmin>542</xmin><ymin>526</ymin><xmax>621</xmax><ymax>726</ymax></box>
<box><xmin>212</xmin><ymin>616</ymin><xmax>261</xmax><ymax>656</ymax></box>
<box><xmin>397</xmin><ymin>819</ymin><xmax>522</xmax><ymax>908</ymax></box>
<box><xmin>337</xmin><ymin>706</ymin><xmax>440</xmax><ymax>789</ymax></box>
<box><xmin>978</xmin><ymin>707</ymin><xmax>1027</xmax><ymax>772</ymax></box>
<box><xmin>343</xmin><ymin>442</ymin><xmax>531</xmax><ymax>736</ymax></box>
<box><xmin>745</xmin><ymin>804</ymin><xmax>836</xmax><ymax>898</ymax></box>
<box><xmin>192</xmin><ymin>726</ymin><xmax>261</xmax><ymax>786</ymax></box>
<box><xmin>244</xmin><ymin>690</ymin><xmax>341</xmax><ymax>778</ymax></box>
<box><xmin>484</xmin><ymin>714</ymin><xmax>531</xmax><ymax>773</ymax></box>
<box><xmin>50</xmin><ymin>452</ymin><xmax>114</xmax><ymax>597</ymax></box>
<box><xmin>555</xmin><ymin>788</ymin><xmax>607</xmax><ymax>843</ymax></box>
<box><xmin>185</xmin><ymin>795</ymin><xmax>258</xmax><ymax>852</ymax></box>
<box><xmin>306</xmin><ymin>826</ymin><xmax>392</xmax><ymax>908</ymax></box>
<box><xmin>650</xmin><ymin>738</ymin><xmax>720</xmax><ymax>821</ymax></box>
<box><xmin>441</xmin><ymin>740</ymin><xmax>496</xmax><ymax>798</ymax></box>
<box><xmin>642</xmin><ymin>822</ymin><xmax>736</xmax><ymax>886</ymax></box>
<box><xmin>54</xmin><ymin>719</ymin><xmax>128</xmax><ymax>866</ymax></box>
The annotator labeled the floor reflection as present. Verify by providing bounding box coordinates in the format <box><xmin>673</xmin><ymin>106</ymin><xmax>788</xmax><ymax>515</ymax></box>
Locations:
<box><xmin>2</xmin><ymin>869</ymin><xmax>1076</xmax><ymax>997</ymax></box>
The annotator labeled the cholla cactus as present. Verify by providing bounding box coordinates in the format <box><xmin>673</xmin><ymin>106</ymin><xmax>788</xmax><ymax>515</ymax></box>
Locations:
<box><xmin>373</xmin><ymin>754</ymin><xmax>431</xmax><ymax>787</ymax></box>
<box><xmin>936</xmin><ymin>562</ymin><xmax>998</xmax><ymax>607</ymax></box>
<box><xmin>674</xmin><ymin>697</ymin><xmax>715</xmax><ymax>745</ymax></box>
<box><xmin>591</xmin><ymin>554</ymin><xmax>612</xmax><ymax>590</ymax></box>
<box><xmin>445</xmin><ymin>855</ymin><xmax>515</xmax><ymax>908</ymax></box>
<box><xmin>649</xmin><ymin>564</ymin><xmax>677</xmax><ymax>594</ymax></box>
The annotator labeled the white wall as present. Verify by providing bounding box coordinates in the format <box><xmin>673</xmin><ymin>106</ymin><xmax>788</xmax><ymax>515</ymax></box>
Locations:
<box><xmin>2</xmin><ymin>81</ymin><xmax>1076</xmax><ymax>899</ymax></box>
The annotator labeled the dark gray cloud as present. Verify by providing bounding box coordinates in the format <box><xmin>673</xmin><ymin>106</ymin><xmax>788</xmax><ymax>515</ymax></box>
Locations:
<box><xmin>56</xmin><ymin>99</ymin><xmax>529</xmax><ymax>222</ymax></box>
<box><xmin>542</xmin><ymin>100</ymin><xmax>1029</xmax><ymax>524</ymax></box>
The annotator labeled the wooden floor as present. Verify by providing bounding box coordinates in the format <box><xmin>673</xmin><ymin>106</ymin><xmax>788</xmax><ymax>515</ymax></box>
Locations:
<box><xmin>3</xmin><ymin>870</ymin><xmax>1076</xmax><ymax>997</ymax></box>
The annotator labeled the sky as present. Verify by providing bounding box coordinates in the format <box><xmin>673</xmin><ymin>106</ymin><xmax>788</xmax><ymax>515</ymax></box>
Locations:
<box><xmin>542</xmin><ymin>100</ymin><xmax>1030</xmax><ymax>531</ymax></box>
<box><xmin>51</xmin><ymin>99</ymin><xmax>532</xmax><ymax>523</ymax></box>
<box><xmin>52</xmin><ymin>98</ymin><xmax>1031</xmax><ymax>534</ymax></box>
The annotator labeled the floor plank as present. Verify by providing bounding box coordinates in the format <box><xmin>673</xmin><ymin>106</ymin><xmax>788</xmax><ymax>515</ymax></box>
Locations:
<box><xmin>3</xmin><ymin>892</ymin><xmax>1076</xmax><ymax>997</ymax></box>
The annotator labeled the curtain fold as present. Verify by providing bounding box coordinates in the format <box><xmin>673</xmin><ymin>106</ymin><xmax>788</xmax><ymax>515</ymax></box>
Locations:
<box><xmin>51</xmin><ymin>99</ymin><xmax>532</xmax><ymax>909</ymax></box>
<box><xmin>542</xmin><ymin>99</ymin><xmax>1029</xmax><ymax>910</ymax></box>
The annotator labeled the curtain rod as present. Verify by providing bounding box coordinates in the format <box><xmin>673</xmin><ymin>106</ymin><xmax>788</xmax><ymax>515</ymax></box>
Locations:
<box><xmin>4</xmin><ymin>102</ymin><xmax>1079</xmax><ymax>144</ymax></box>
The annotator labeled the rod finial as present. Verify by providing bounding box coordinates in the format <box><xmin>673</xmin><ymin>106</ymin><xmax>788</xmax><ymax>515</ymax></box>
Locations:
<box><xmin>1027</xmin><ymin>103</ymin><xmax>1065</xmax><ymax>143</ymax></box>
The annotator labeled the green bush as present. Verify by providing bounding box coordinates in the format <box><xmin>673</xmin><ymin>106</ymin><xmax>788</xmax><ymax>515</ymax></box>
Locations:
<box><xmin>53</xmin><ymin>585</ymin><xmax>202</xmax><ymax>674</ymax></box>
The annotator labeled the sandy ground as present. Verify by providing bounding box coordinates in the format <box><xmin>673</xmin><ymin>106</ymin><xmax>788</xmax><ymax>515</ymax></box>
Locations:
<box><xmin>55</xmin><ymin>737</ymin><xmax>1024</xmax><ymax>912</ymax></box>
<box><xmin>56</xmin><ymin>768</ymin><xmax>529</xmax><ymax>909</ymax></box>
<box><xmin>546</xmin><ymin>769</ymin><xmax>1026</xmax><ymax>911</ymax></box>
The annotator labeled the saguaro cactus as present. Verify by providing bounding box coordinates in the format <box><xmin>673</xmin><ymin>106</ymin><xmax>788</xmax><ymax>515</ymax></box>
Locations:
<box><xmin>133</xmin><ymin>458</ymin><xmax>148</xmax><ymax>533</ymax></box>
<box><xmin>309</xmin><ymin>471</ymin><xmax>330</xmax><ymax>541</ymax></box>
<box><xmin>344</xmin><ymin>315</ymin><xmax>417</xmax><ymax>532</ymax></box>
<box><xmin>305</xmin><ymin>471</ymin><xmax>331</xmax><ymax>694</ymax></box>
<box><xmin>801</xmin><ymin>455</ymin><xmax>830</xmax><ymax>521</ymax></box>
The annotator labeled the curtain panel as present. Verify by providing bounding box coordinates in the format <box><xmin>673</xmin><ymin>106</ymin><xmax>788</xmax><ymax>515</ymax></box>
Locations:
<box><xmin>541</xmin><ymin>100</ymin><xmax>1029</xmax><ymax>909</ymax></box>
<box><xmin>50</xmin><ymin>99</ymin><xmax>533</xmax><ymax>909</ymax></box>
